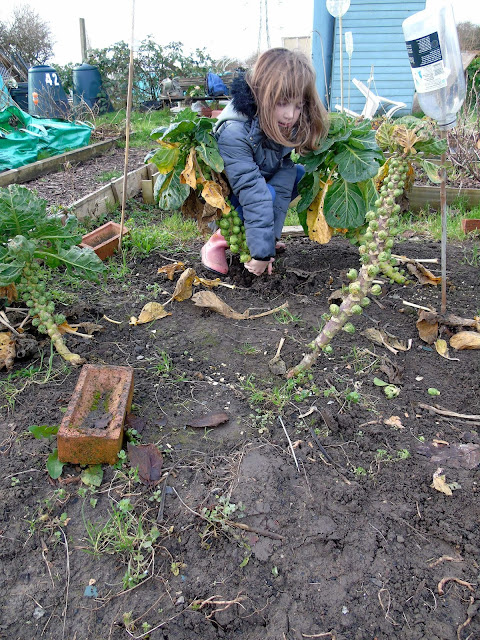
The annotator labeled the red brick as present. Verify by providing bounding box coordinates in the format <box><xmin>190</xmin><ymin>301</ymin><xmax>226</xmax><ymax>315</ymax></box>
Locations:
<box><xmin>57</xmin><ymin>364</ymin><xmax>134</xmax><ymax>465</ymax></box>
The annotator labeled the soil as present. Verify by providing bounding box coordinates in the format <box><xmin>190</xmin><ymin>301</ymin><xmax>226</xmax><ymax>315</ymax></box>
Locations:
<box><xmin>1</xmin><ymin>149</ymin><xmax>480</xmax><ymax>640</ymax></box>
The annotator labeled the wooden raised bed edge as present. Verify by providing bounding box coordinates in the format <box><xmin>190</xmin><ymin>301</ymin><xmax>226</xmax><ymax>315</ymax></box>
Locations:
<box><xmin>0</xmin><ymin>137</ymin><xmax>122</xmax><ymax>188</ymax></box>
<box><xmin>408</xmin><ymin>185</ymin><xmax>480</xmax><ymax>212</ymax></box>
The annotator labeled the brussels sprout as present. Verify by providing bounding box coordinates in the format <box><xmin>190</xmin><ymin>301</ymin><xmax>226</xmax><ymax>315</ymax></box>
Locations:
<box><xmin>343</xmin><ymin>322</ymin><xmax>356</xmax><ymax>334</ymax></box>
<box><xmin>348</xmin><ymin>282</ymin><xmax>361</xmax><ymax>296</ymax></box>
<box><xmin>329</xmin><ymin>304</ymin><xmax>340</xmax><ymax>316</ymax></box>
<box><xmin>367</xmin><ymin>265</ymin><xmax>379</xmax><ymax>277</ymax></box>
<box><xmin>370</xmin><ymin>284</ymin><xmax>382</xmax><ymax>296</ymax></box>
<box><xmin>351</xmin><ymin>304</ymin><xmax>363</xmax><ymax>315</ymax></box>
<box><xmin>347</xmin><ymin>268</ymin><xmax>358</xmax><ymax>281</ymax></box>
<box><xmin>322</xmin><ymin>344</ymin><xmax>334</xmax><ymax>354</ymax></box>
<box><xmin>360</xmin><ymin>297</ymin><xmax>371</xmax><ymax>307</ymax></box>
<box><xmin>384</xmin><ymin>385</ymin><xmax>400</xmax><ymax>399</ymax></box>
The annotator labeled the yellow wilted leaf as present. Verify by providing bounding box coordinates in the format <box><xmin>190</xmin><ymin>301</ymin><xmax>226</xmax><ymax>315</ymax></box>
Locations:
<box><xmin>406</xmin><ymin>261</ymin><xmax>441</xmax><ymax>285</ymax></box>
<box><xmin>0</xmin><ymin>284</ymin><xmax>17</xmax><ymax>303</ymax></box>
<box><xmin>158</xmin><ymin>261</ymin><xmax>185</xmax><ymax>280</ymax></box>
<box><xmin>172</xmin><ymin>268</ymin><xmax>196</xmax><ymax>301</ymax></box>
<box><xmin>0</xmin><ymin>331</ymin><xmax>15</xmax><ymax>370</ymax></box>
<box><xmin>201</xmin><ymin>180</ymin><xmax>230</xmax><ymax>214</ymax></box>
<box><xmin>154</xmin><ymin>140</ymin><xmax>180</xmax><ymax>174</ymax></box>
<box><xmin>130</xmin><ymin>302</ymin><xmax>172</xmax><ymax>325</ymax></box>
<box><xmin>306</xmin><ymin>186</ymin><xmax>333</xmax><ymax>245</ymax></box>
<box><xmin>191</xmin><ymin>291</ymin><xmax>249</xmax><ymax>319</ymax></box>
<box><xmin>434</xmin><ymin>338</ymin><xmax>459</xmax><ymax>361</ymax></box>
<box><xmin>393</xmin><ymin>125</ymin><xmax>418</xmax><ymax>154</ymax></box>
<box><xmin>431</xmin><ymin>468</ymin><xmax>453</xmax><ymax>496</ymax></box>
<box><xmin>450</xmin><ymin>331</ymin><xmax>480</xmax><ymax>350</ymax></box>
<box><xmin>362</xmin><ymin>327</ymin><xmax>412</xmax><ymax>354</ymax></box>
<box><xmin>193</xmin><ymin>276</ymin><xmax>221</xmax><ymax>288</ymax></box>
<box><xmin>416</xmin><ymin>310</ymin><xmax>438</xmax><ymax>344</ymax></box>
<box><xmin>180</xmin><ymin>148</ymin><xmax>197</xmax><ymax>189</ymax></box>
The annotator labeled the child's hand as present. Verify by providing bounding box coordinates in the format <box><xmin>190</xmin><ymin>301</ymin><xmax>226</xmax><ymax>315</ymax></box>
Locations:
<box><xmin>244</xmin><ymin>258</ymin><xmax>274</xmax><ymax>276</ymax></box>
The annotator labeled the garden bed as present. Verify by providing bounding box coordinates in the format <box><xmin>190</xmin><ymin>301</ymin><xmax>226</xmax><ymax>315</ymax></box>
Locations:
<box><xmin>1</xmin><ymin>224</ymin><xmax>480</xmax><ymax>639</ymax></box>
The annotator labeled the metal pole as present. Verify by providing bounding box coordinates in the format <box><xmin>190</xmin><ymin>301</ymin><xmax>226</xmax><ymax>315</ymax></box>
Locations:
<box><xmin>79</xmin><ymin>18</ymin><xmax>87</xmax><ymax>62</ymax></box>
<box><xmin>440</xmin><ymin>130</ymin><xmax>447</xmax><ymax>313</ymax></box>
<box><xmin>339</xmin><ymin>16</ymin><xmax>344</xmax><ymax>110</ymax></box>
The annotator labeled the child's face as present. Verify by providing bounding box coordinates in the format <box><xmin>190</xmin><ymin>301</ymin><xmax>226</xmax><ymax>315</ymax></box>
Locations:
<box><xmin>274</xmin><ymin>101</ymin><xmax>302</xmax><ymax>131</ymax></box>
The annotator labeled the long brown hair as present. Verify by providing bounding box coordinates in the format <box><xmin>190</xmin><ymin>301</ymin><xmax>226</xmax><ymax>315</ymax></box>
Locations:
<box><xmin>247</xmin><ymin>48</ymin><xmax>329</xmax><ymax>154</ymax></box>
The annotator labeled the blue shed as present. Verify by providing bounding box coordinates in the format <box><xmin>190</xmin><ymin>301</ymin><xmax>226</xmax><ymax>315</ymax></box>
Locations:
<box><xmin>313</xmin><ymin>0</ymin><xmax>426</xmax><ymax>115</ymax></box>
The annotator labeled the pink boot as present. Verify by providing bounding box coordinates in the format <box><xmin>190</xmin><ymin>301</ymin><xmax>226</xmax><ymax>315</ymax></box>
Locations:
<box><xmin>201</xmin><ymin>229</ymin><xmax>229</xmax><ymax>275</ymax></box>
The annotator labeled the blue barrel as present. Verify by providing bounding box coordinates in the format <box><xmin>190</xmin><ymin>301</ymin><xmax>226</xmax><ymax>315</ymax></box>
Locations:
<box><xmin>28</xmin><ymin>65</ymin><xmax>69</xmax><ymax>118</ymax></box>
<box><xmin>9</xmin><ymin>82</ymin><xmax>29</xmax><ymax>111</ymax></box>
<box><xmin>73</xmin><ymin>63</ymin><xmax>113</xmax><ymax>113</ymax></box>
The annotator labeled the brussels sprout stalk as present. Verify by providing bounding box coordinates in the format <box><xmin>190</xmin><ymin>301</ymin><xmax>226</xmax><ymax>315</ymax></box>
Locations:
<box><xmin>288</xmin><ymin>119</ymin><xmax>445</xmax><ymax>378</ymax></box>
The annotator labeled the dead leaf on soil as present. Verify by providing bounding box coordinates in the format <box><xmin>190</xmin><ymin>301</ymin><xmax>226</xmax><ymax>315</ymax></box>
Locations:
<box><xmin>192</xmin><ymin>291</ymin><xmax>249</xmax><ymax>319</ymax></box>
<box><xmin>0</xmin><ymin>331</ymin><xmax>15</xmax><ymax>370</ymax></box>
<box><xmin>158</xmin><ymin>261</ymin><xmax>185</xmax><ymax>280</ymax></box>
<box><xmin>406</xmin><ymin>261</ymin><xmax>441</xmax><ymax>285</ymax></box>
<box><xmin>431</xmin><ymin>468</ymin><xmax>453</xmax><ymax>496</ymax></box>
<box><xmin>450</xmin><ymin>331</ymin><xmax>480</xmax><ymax>350</ymax></box>
<box><xmin>0</xmin><ymin>284</ymin><xmax>17</xmax><ymax>303</ymax></box>
<box><xmin>130</xmin><ymin>302</ymin><xmax>172</xmax><ymax>325</ymax></box>
<box><xmin>416</xmin><ymin>310</ymin><xmax>439</xmax><ymax>344</ymax></box>
<box><xmin>417</xmin><ymin>441</ymin><xmax>480</xmax><ymax>470</ymax></box>
<box><xmin>384</xmin><ymin>416</ymin><xmax>405</xmax><ymax>429</ymax></box>
<box><xmin>191</xmin><ymin>291</ymin><xmax>288</xmax><ymax>320</ymax></box>
<box><xmin>193</xmin><ymin>275</ymin><xmax>222</xmax><ymax>288</ymax></box>
<box><xmin>434</xmin><ymin>339</ymin><xmax>459</xmax><ymax>361</ymax></box>
<box><xmin>362</xmin><ymin>327</ymin><xmax>412</xmax><ymax>354</ymax></box>
<box><xmin>172</xmin><ymin>267</ymin><xmax>196</xmax><ymax>301</ymax></box>
<box><xmin>58</xmin><ymin>322</ymin><xmax>105</xmax><ymax>338</ymax></box>
<box><xmin>127</xmin><ymin>442</ymin><xmax>163</xmax><ymax>485</ymax></box>
<box><xmin>185</xmin><ymin>411</ymin><xmax>230</xmax><ymax>428</ymax></box>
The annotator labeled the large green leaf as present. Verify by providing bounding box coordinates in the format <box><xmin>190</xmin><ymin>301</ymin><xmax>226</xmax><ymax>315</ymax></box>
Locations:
<box><xmin>31</xmin><ymin>214</ymin><xmax>82</xmax><ymax>247</ymax></box>
<box><xmin>149</xmin><ymin>144</ymin><xmax>181</xmax><ymax>174</ymax></box>
<box><xmin>417</xmin><ymin>158</ymin><xmax>443</xmax><ymax>184</ymax></box>
<box><xmin>38</xmin><ymin>245</ymin><xmax>105</xmax><ymax>281</ymax></box>
<box><xmin>296</xmin><ymin>171</ymin><xmax>321</xmax><ymax>215</ymax></box>
<box><xmin>324</xmin><ymin>179</ymin><xmax>367</xmax><ymax>229</ymax></box>
<box><xmin>195</xmin><ymin>143</ymin><xmax>224</xmax><ymax>173</ymax></box>
<box><xmin>156</xmin><ymin>169</ymin><xmax>190</xmax><ymax>211</ymax></box>
<box><xmin>7</xmin><ymin>235</ymin><xmax>35</xmax><ymax>261</ymax></box>
<box><xmin>47</xmin><ymin>448</ymin><xmax>64</xmax><ymax>480</ymax></box>
<box><xmin>358</xmin><ymin>178</ymin><xmax>379</xmax><ymax>212</ymax></box>
<box><xmin>0</xmin><ymin>261</ymin><xmax>24</xmax><ymax>286</ymax></box>
<box><xmin>160</xmin><ymin>119</ymin><xmax>196</xmax><ymax>143</ymax></box>
<box><xmin>348</xmin><ymin>129</ymin><xmax>381</xmax><ymax>151</ymax></box>
<box><xmin>0</xmin><ymin>185</ymin><xmax>47</xmax><ymax>241</ymax></box>
<box><xmin>333</xmin><ymin>144</ymin><xmax>382</xmax><ymax>183</ymax></box>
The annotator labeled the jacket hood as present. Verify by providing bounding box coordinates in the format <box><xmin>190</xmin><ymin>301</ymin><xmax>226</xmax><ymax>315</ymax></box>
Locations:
<box><xmin>213</xmin><ymin>76</ymin><xmax>257</xmax><ymax>131</ymax></box>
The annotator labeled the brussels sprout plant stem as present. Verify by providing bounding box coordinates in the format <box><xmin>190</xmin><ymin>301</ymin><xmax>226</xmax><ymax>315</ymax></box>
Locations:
<box><xmin>287</xmin><ymin>151</ymin><xmax>409</xmax><ymax>378</ymax></box>
<box><xmin>17</xmin><ymin>261</ymin><xmax>85</xmax><ymax>366</ymax></box>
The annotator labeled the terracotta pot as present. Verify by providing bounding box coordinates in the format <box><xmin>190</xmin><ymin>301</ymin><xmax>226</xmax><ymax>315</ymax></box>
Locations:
<box><xmin>80</xmin><ymin>221</ymin><xmax>129</xmax><ymax>260</ymax></box>
<box><xmin>461</xmin><ymin>219</ymin><xmax>480</xmax><ymax>234</ymax></box>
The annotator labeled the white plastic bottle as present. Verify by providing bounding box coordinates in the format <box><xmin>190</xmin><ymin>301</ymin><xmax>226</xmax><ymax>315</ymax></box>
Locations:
<box><xmin>402</xmin><ymin>1</ymin><xmax>466</xmax><ymax>129</ymax></box>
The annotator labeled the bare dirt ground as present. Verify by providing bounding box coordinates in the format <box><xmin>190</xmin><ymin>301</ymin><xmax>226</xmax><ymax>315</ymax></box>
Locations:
<box><xmin>1</xmin><ymin>147</ymin><xmax>480</xmax><ymax>640</ymax></box>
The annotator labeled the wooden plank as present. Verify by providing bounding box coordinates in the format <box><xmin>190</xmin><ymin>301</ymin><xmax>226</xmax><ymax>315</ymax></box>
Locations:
<box><xmin>0</xmin><ymin>137</ymin><xmax>122</xmax><ymax>187</ymax></box>
<box><xmin>281</xmin><ymin>225</ymin><xmax>305</xmax><ymax>237</ymax></box>
<box><xmin>408</xmin><ymin>185</ymin><xmax>480</xmax><ymax>212</ymax></box>
<box><xmin>72</xmin><ymin>165</ymin><xmax>149</xmax><ymax>220</ymax></box>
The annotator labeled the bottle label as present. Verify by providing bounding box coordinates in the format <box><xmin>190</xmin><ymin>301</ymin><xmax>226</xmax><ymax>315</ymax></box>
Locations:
<box><xmin>405</xmin><ymin>31</ymin><xmax>447</xmax><ymax>93</ymax></box>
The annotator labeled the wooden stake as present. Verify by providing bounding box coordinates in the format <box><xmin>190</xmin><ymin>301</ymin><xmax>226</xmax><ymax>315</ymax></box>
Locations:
<box><xmin>119</xmin><ymin>0</ymin><xmax>135</xmax><ymax>251</ymax></box>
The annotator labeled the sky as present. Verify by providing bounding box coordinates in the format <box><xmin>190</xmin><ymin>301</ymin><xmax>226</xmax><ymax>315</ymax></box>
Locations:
<box><xmin>0</xmin><ymin>0</ymin><xmax>479</xmax><ymax>67</ymax></box>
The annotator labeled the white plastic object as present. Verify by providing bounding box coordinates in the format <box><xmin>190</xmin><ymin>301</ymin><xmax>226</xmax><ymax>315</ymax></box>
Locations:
<box><xmin>326</xmin><ymin>0</ymin><xmax>350</xmax><ymax>18</ymax></box>
<box><xmin>402</xmin><ymin>1</ymin><xmax>466</xmax><ymax>129</ymax></box>
<box><xmin>345</xmin><ymin>31</ymin><xmax>354</xmax><ymax>57</ymax></box>
<box><xmin>335</xmin><ymin>78</ymin><xmax>406</xmax><ymax>119</ymax></box>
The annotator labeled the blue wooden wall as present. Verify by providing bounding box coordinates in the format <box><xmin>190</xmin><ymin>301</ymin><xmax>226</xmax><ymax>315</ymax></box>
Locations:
<box><xmin>313</xmin><ymin>0</ymin><xmax>425</xmax><ymax>115</ymax></box>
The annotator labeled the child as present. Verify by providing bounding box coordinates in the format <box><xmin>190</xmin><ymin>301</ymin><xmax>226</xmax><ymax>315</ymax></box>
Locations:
<box><xmin>201</xmin><ymin>47</ymin><xmax>329</xmax><ymax>276</ymax></box>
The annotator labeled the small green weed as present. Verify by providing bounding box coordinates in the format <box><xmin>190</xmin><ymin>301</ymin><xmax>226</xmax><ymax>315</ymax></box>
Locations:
<box><xmin>96</xmin><ymin>170</ymin><xmax>123</xmax><ymax>183</ymax></box>
<box><xmin>200</xmin><ymin>495</ymin><xmax>244</xmax><ymax>548</ymax></box>
<box><xmin>234</xmin><ymin>342</ymin><xmax>260</xmax><ymax>355</ymax></box>
<box><xmin>273</xmin><ymin>309</ymin><xmax>303</xmax><ymax>325</ymax></box>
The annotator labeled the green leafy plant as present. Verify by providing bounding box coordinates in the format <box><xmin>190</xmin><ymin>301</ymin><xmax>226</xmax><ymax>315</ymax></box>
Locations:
<box><xmin>296</xmin><ymin>112</ymin><xmax>384</xmax><ymax>231</ymax></box>
<box><xmin>0</xmin><ymin>185</ymin><xmax>105</xmax><ymax>365</ymax></box>
<box><xmin>147</xmin><ymin>108</ymin><xmax>229</xmax><ymax>231</ymax></box>
<box><xmin>28</xmin><ymin>424</ymin><xmax>64</xmax><ymax>479</ymax></box>
<box><xmin>288</xmin><ymin>116</ymin><xmax>446</xmax><ymax>377</ymax></box>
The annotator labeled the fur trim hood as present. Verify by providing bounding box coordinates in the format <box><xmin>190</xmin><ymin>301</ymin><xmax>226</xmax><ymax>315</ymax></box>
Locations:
<box><xmin>213</xmin><ymin>76</ymin><xmax>257</xmax><ymax>131</ymax></box>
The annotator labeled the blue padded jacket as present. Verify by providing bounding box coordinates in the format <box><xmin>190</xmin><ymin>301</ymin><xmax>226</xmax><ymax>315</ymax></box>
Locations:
<box><xmin>213</xmin><ymin>77</ymin><xmax>296</xmax><ymax>260</ymax></box>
